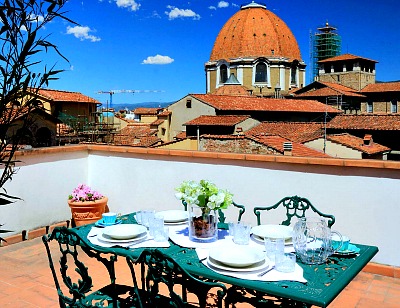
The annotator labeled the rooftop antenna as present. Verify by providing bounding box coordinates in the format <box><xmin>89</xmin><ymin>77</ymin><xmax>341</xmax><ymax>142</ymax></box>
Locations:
<box><xmin>97</xmin><ymin>89</ymin><xmax>165</xmax><ymax>109</ymax></box>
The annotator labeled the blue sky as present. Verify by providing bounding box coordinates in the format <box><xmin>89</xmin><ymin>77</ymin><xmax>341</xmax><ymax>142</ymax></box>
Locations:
<box><xmin>42</xmin><ymin>0</ymin><xmax>400</xmax><ymax>107</ymax></box>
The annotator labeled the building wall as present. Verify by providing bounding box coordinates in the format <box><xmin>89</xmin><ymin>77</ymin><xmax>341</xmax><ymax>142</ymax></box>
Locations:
<box><xmin>168</xmin><ymin>96</ymin><xmax>216</xmax><ymax>139</ymax></box>
<box><xmin>305</xmin><ymin>138</ymin><xmax>362</xmax><ymax>159</ymax></box>
<box><xmin>199</xmin><ymin>138</ymin><xmax>276</xmax><ymax>154</ymax></box>
<box><xmin>2</xmin><ymin>145</ymin><xmax>400</xmax><ymax>266</ymax></box>
<box><xmin>318</xmin><ymin>70</ymin><xmax>375</xmax><ymax>91</ymax></box>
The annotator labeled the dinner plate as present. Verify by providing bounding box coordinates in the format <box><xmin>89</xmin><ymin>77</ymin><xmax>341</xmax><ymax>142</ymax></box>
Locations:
<box><xmin>251</xmin><ymin>234</ymin><xmax>293</xmax><ymax>246</ymax></box>
<box><xmin>95</xmin><ymin>219</ymin><xmax>123</xmax><ymax>228</ymax></box>
<box><xmin>333</xmin><ymin>244</ymin><xmax>360</xmax><ymax>256</ymax></box>
<box><xmin>251</xmin><ymin>225</ymin><xmax>293</xmax><ymax>240</ymax></box>
<box><xmin>157</xmin><ymin>210</ymin><xmax>188</xmax><ymax>223</ymax></box>
<box><xmin>103</xmin><ymin>224</ymin><xmax>147</xmax><ymax>240</ymax></box>
<box><xmin>209</xmin><ymin>246</ymin><xmax>265</xmax><ymax>268</ymax></box>
<box><xmin>207</xmin><ymin>256</ymin><xmax>270</xmax><ymax>272</ymax></box>
<box><xmin>98</xmin><ymin>232</ymin><xmax>148</xmax><ymax>243</ymax></box>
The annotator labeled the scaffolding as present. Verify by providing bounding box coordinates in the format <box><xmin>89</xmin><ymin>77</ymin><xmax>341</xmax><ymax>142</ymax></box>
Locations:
<box><xmin>311</xmin><ymin>22</ymin><xmax>341</xmax><ymax>82</ymax></box>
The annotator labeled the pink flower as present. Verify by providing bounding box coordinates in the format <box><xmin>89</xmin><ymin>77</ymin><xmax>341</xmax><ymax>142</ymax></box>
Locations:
<box><xmin>68</xmin><ymin>184</ymin><xmax>104</xmax><ymax>202</ymax></box>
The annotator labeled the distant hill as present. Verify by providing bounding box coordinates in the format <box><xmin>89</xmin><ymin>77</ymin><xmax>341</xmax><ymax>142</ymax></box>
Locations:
<box><xmin>106</xmin><ymin>101</ymin><xmax>172</xmax><ymax>111</ymax></box>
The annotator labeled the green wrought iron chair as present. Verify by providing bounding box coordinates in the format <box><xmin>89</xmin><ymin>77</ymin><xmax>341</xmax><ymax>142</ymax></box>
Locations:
<box><xmin>254</xmin><ymin>195</ymin><xmax>336</xmax><ymax>227</ymax></box>
<box><xmin>224</xmin><ymin>196</ymin><xmax>336</xmax><ymax>307</ymax></box>
<box><xmin>182</xmin><ymin>200</ymin><xmax>246</xmax><ymax>229</ymax></box>
<box><xmin>126</xmin><ymin>249</ymin><xmax>227</xmax><ymax>307</ymax></box>
<box><xmin>42</xmin><ymin>227</ymin><xmax>138</xmax><ymax>307</ymax></box>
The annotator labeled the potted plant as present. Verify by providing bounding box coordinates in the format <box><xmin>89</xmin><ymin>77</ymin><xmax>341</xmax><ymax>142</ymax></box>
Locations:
<box><xmin>68</xmin><ymin>184</ymin><xmax>108</xmax><ymax>226</ymax></box>
<box><xmin>175</xmin><ymin>180</ymin><xmax>233</xmax><ymax>242</ymax></box>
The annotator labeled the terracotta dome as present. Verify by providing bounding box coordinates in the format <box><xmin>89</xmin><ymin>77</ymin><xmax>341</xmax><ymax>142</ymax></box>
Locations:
<box><xmin>210</xmin><ymin>2</ymin><xmax>301</xmax><ymax>61</ymax></box>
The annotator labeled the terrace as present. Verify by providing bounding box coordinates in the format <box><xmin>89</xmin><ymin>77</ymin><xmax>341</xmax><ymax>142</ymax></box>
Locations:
<box><xmin>1</xmin><ymin>145</ymin><xmax>399</xmax><ymax>306</ymax></box>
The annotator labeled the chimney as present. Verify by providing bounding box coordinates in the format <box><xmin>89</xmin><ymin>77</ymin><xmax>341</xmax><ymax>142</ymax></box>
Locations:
<box><xmin>283</xmin><ymin>142</ymin><xmax>293</xmax><ymax>156</ymax></box>
<box><xmin>363</xmin><ymin>134</ymin><xmax>372</xmax><ymax>146</ymax></box>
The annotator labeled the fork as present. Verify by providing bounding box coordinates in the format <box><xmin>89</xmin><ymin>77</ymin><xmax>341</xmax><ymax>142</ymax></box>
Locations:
<box><xmin>257</xmin><ymin>265</ymin><xmax>275</xmax><ymax>277</ymax></box>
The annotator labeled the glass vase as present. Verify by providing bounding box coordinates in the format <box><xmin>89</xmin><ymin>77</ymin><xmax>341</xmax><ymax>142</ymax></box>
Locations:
<box><xmin>188</xmin><ymin>204</ymin><xmax>218</xmax><ymax>243</ymax></box>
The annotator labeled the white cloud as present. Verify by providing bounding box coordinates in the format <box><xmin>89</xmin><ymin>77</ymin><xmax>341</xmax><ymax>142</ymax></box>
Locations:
<box><xmin>218</xmin><ymin>1</ymin><xmax>229</xmax><ymax>8</ymax></box>
<box><xmin>232</xmin><ymin>3</ymin><xmax>239</xmax><ymax>8</ymax></box>
<box><xmin>165</xmin><ymin>5</ymin><xmax>200</xmax><ymax>20</ymax></box>
<box><xmin>142</xmin><ymin>54</ymin><xmax>174</xmax><ymax>65</ymax></box>
<box><xmin>66</xmin><ymin>26</ymin><xmax>101</xmax><ymax>42</ymax></box>
<box><xmin>209</xmin><ymin>6</ymin><xmax>217</xmax><ymax>10</ymax></box>
<box><xmin>115</xmin><ymin>0</ymin><xmax>140</xmax><ymax>11</ymax></box>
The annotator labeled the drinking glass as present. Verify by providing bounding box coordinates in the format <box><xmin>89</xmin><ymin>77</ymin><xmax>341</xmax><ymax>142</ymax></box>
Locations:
<box><xmin>264</xmin><ymin>238</ymin><xmax>284</xmax><ymax>262</ymax></box>
<box><xmin>232</xmin><ymin>222</ymin><xmax>251</xmax><ymax>245</ymax></box>
<box><xmin>275</xmin><ymin>252</ymin><xmax>296</xmax><ymax>273</ymax></box>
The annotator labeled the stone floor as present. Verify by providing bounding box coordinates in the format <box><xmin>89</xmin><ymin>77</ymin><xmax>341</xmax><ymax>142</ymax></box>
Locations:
<box><xmin>0</xmin><ymin>237</ymin><xmax>399</xmax><ymax>307</ymax></box>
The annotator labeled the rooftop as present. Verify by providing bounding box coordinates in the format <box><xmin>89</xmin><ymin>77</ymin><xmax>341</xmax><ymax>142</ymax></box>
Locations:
<box><xmin>191</xmin><ymin>94</ymin><xmax>341</xmax><ymax>113</ymax></box>
<box><xmin>0</xmin><ymin>225</ymin><xmax>399</xmax><ymax>307</ymax></box>
<box><xmin>318</xmin><ymin>53</ymin><xmax>378</xmax><ymax>63</ymax></box>
<box><xmin>0</xmin><ymin>144</ymin><xmax>399</xmax><ymax>307</ymax></box>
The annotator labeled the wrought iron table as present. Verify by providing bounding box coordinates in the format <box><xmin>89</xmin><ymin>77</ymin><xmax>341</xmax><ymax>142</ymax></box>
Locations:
<box><xmin>71</xmin><ymin>213</ymin><xmax>378</xmax><ymax>307</ymax></box>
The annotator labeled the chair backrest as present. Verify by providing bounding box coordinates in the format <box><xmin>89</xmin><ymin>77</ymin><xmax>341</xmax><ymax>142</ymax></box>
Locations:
<box><xmin>254</xmin><ymin>195</ymin><xmax>336</xmax><ymax>227</ymax></box>
<box><xmin>182</xmin><ymin>200</ymin><xmax>246</xmax><ymax>226</ymax></box>
<box><xmin>42</xmin><ymin>227</ymin><xmax>124</xmax><ymax>307</ymax></box>
<box><xmin>126</xmin><ymin>249</ymin><xmax>226</xmax><ymax>307</ymax></box>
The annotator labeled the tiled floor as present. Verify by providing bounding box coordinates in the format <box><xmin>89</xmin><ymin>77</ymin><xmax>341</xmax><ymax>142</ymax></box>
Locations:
<box><xmin>0</xmin><ymin>237</ymin><xmax>399</xmax><ymax>307</ymax></box>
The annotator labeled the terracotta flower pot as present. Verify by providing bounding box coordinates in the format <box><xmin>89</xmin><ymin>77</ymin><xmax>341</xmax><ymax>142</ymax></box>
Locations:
<box><xmin>68</xmin><ymin>197</ymin><xmax>108</xmax><ymax>226</ymax></box>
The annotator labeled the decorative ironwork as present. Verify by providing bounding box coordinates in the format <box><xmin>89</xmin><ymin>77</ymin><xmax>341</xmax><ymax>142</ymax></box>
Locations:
<box><xmin>254</xmin><ymin>195</ymin><xmax>336</xmax><ymax>227</ymax></box>
<box><xmin>126</xmin><ymin>249</ymin><xmax>227</xmax><ymax>307</ymax></box>
<box><xmin>42</xmin><ymin>227</ymin><xmax>137</xmax><ymax>307</ymax></box>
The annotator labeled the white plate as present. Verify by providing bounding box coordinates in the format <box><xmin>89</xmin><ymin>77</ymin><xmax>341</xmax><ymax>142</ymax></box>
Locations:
<box><xmin>209</xmin><ymin>246</ymin><xmax>265</xmax><ymax>268</ymax></box>
<box><xmin>98</xmin><ymin>232</ymin><xmax>148</xmax><ymax>243</ymax></box>
<box><xmin>252</xmin><ymin>225</ymin><xmax>293</xmax><ymax>240</ymax></box>
<box><xmin>207</xmin><ymin>256</ymin><xmax>270</xmax><ymax>272</ymax></box>
<box><xmin>157</xmin><ymin>210</ymin><xmax>188</xmax><ymax>223</ymax></box>
<box><xmin>103</xmin><ymin>224</ymin><xmax>147</xmax><ymax>240</ymax></box>
<box><xmin>251</xmin><ymin>234</ymin><xmax>293</xmax><ymax>246</ymax></box>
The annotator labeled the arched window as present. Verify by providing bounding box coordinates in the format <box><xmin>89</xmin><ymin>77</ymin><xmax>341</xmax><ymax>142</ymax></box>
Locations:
<box><xmin>220</xmin><ymin>64</ymin><xmax>228</xmax><ymax>83</ymax></box>
<box><xmin>255</xmin><ymin>63</ymin><xmax>268</xmax><ymax>83</ymax></box>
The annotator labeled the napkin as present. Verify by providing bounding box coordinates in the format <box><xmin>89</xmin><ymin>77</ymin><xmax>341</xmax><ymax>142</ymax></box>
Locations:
<box><xmin>87</xmin><ymin>226</ymin><xmax>170</xmax><ymax>249</ymax></box>
<box><xmin>195</xmin><ymin>247</ymin><xmax>307</xmax><ymax>283</ymax></box>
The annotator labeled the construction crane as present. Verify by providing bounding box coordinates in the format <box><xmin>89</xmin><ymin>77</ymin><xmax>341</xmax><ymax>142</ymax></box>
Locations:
<box><xmin>97</xmin><ymin>89</ymin><xmax>165</xmax><ymax>109</ymax></box>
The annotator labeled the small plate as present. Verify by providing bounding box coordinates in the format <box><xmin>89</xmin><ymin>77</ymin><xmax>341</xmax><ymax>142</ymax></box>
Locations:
<box><xmin>95</xmin><ymin>219</ymin><xmax>123</xmax><ymax>228</ymax></box>
<box><xmin>251</xmin><ymin>234</ymin><xmax>293</xmax><ymax>246</ymax></box>
<box><xmin>98</xmin><ymin>232</ymin><xmax>148</xmax><ymax>243</ymax></box>
<box><xmin>103</xmin><ymin>224</ymin><xmax>147</xmax><ymax>240</ymax></box>
<box><xmin>252</xmin><ymin>225</ymin><xmax>293</xmax><ymax>240</ymax></box>
<box><xmin>207</xmin><ymin>256</ymin><xmax>270</xmax><ymax>272</ymax></box>
<box><xmin>209</xmin><ymin>246</ymin><xmax>265</xmax><ymax>268</ymax></box>
<box><xmin>333</xmin><ymin>244</ymin><xmax>360</xmax><ymax>256</ymax></box>
<box><xmin>157</xmin><ymin>210</ymin><xmax>188</xmax><ymax>223</ymax></box>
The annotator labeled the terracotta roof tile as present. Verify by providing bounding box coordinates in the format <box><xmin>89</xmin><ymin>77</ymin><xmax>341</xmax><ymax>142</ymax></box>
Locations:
<box><xmin>327</xmin><ymin>114</ymin><xmax>400</xmax><ymax>130</ymax></box>
<box><xmin>361</xmin><ymin>82</ymin><xmax>400</xmax><ymax>93</ymax></box>
<box><xmin>151</xmin><ymin>119</ymin><xmax>165</xmax><ymax>126</ymax></box>
<box><xmin>251</xmin><ymin>135</ymin><xmax>330</xmax><ymax>157</ymax></box>
<box><xmin>246</xmin><ymin>122</ymin><xmax>324</xmax><ymax>143</ymax></box>
<box><xmin>184</xmin><ymin>115</ymin><xmax>250</xmax><ymax>126</ymax></box>
<box><xmin>191</xmin><ymin>94</ymin><xmax>341</xmax><ymax>113</ymax></box>
<box><xmin>295</xmin><ymin>82</ymin><xmax>365</xmax><ymax>98</ymax></box>
<box><xmin>318</xmin><ymin>53</ymin><xmax>378</xmax><ymax>63</ymax></box>
<box><xmin>210</xmin><ymin>5</ymin><xmax>301</xmax><ymax>61</ymax></box>
<box><xmin>212</xmin><ymin>85</ymin><xmax>251</xmax><ymax>96</ymax></box>
<box><xmin>326</xmin><ymin>133</ymin><xmax>389</xmax><ymax>154</ymax></box>
<box><xmin>133</xmin><ymin>107</ymin><xmax>163</xmax><ymax>115</ymax></box>
<box><xmin>36</xmin><ymin>89</ymin><xmax>100</xmax><ymax>104</ymax></box>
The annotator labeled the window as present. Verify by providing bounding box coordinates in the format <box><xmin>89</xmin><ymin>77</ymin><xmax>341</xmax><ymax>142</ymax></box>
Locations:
<box><xmin>186</xmin><ymin>99</ymin><xmax>192</xmax><ymax>108</ymax></box>
<box><xmin>291</xmin><ymin>65</ymin><xmax>297</xmax><ymax>85</ymax></box>
<box><xmin>255</xmin><ymin>62</ymin><xmax>268</xmax><ymax>83</ymax></box>
<box><xmin>367</xmin><ymin>101</ymin><xmax>373</xmax><ymax>113</ymax></box>
<box><xmin>391</xmin><ymin>100</ymin><xmax>398</xmax><ymax>113</ymax></box>
<box><xmin>220</xmin><ymin>64</ymin><xmax>228</xmax><ymax>83</ymax></box>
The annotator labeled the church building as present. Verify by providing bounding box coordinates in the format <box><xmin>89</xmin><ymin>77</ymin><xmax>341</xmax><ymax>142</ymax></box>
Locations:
<box><xmin>204</xmin><ymin>2</ymin><xmax>306</xmax><ymax>97</ymax></box>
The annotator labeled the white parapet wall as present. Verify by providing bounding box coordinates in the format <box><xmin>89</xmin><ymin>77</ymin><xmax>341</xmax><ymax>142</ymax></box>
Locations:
<box><xmin>1</xmin><ymin>145</ymin><xmax>399</xmax><ymax>267</ymax></box>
